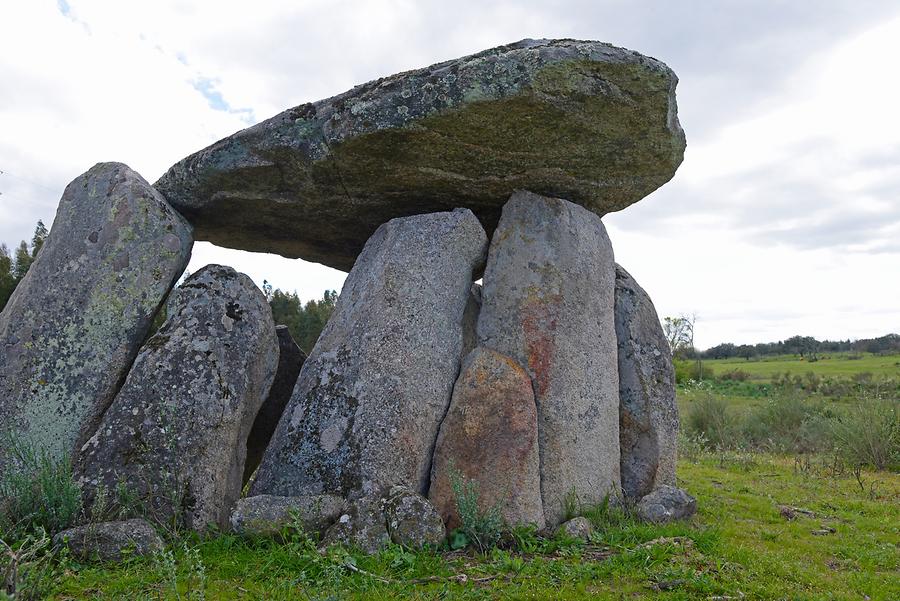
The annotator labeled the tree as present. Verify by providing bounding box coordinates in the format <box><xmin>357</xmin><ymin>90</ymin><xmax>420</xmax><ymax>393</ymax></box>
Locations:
<box><xmin>0</xmin><ymin>221</ymin><xmax>49</xmax><ymax>313</ymax></box>
<box><xmin>663</xmin><ymin>314</ymin><xmax>695</xmax><ymax>358</ymax></box>
<box><xmin>784</xmin><ymin>335</ymin><xmax>819</xmax><ymax>359</ymax></box>
<box><xmin>736</xmin><ymin>344</ymin><xmax>755</xmax><ymax>361</ymax></box>
<box><xmin>0</xmin><ymin>244</ymin><xmax>15</xmax><ymax>309</ymax></box>
<box><xmin>30</xmin><ymin>220</ymin><xmax>48</xmax><ymax>257</ymax></box>
<box><xmin>12</xmin><ymin>240</ymin><xmax>31</xmax><ymax>281</ymax></box>
<box><xmin>269</xmin><ymin>288</ymin><xmax>338</xmax><ymax>354</ymax></box>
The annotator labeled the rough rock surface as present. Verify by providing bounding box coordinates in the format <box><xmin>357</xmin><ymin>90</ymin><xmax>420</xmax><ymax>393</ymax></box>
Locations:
<box><xmin>383</xmin><ymin>485</ymin><xmax>446</xmax><ymax>548</ymax></box>
<box><xmin>252</xmin><ymin>209</ymin><xmax>487</xmax><ymax>500</ymax></box>
<box><xmin>154</xmin><ymin>39</ymin><xmax>685</xmax><ymax>271</ymax></box>
<box><xmin>477</xmin><ymin>190</ymin><xmax>620</xmax><ymax>526</ymax></box>
<box><xmin>320</xmin><ymin>495</ymin><xmax>391</xmax><ymax>554</ymax></box>
<box><xmin>636</xmin><ymin>486</ymin><xmax>697</xmax><ymax>523</ymax></box>
<box><xmin>0</xmin><ymin>163</ymin><xmax>192</xmax><ymax>472</ymax></box>
<box><xmin>460</xmin><ymin>284</ymin><xmax>482</xmax><ymax>359</ymax></box>
<box><xmin>429</xmin><ymin>347</ymin><xmax>544</xmax><ymax>530</ymax></box>
<box><xmin>76</xmin><ymin>265</ymin><xmax>278</xmax><ymax>531</ymax></box>
<box><xmin>53</xmin><ymin>519</ymin><xmax>163</xmax><ymax>562</ymax></box>
<box><xmin>556</xmin><ymin>516</ymin><xmax>593</xmax><ymax>541</ymax></box>
<box><xmin>230</xmin><ymin>494</ymin><xmax>344</xmax><ymax>537</ymax></box>
<box><xmin>244</xmin><ymin>326</ymin><xmax>307</xmax><ymax>484</ymax></box>
<box><xmin>615</xmin><ymin>265</ymin><xmax>678</xmax><ymax>500</ymax></box>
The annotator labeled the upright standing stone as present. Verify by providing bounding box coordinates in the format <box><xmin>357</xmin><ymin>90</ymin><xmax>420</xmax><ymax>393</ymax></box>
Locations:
<box><xmin>0</xmin><ymin>162</ymin><xmax>192</xmax><ymax>472</ymax></box>
<box><xmin>614</xmin><ymin>265</ymin><xmax>678</xmax><ymax>500</ymax></box>
<box><xmin>477</xmin><ymin>190</ymin><xmax>620</xmax><ymax>526</ymax></box>
<box><xmin>244</xmin><ymin>325</ymin><xmax>307</xmax><ymax>484</ymax></box>
<box><xmin>252</xmin><ymin>209</ymin><xmax>487</xmax><ymax>500</ymax></box>
<box><xmin>429</xmin><ymin>347</ymin><xmax>544</xmax><ymax>531</ymax></box>
<box><xmin>76</xmin><ymin>265</ymin><xmax>278</xmax><ymax>531</ymax></box>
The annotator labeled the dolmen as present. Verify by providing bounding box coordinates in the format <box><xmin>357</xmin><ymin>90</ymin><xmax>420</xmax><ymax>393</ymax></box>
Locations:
<box><xmin>0</xmin><ymin>38</ymin><xmax>695</xmax><ymax>553</ymax></box>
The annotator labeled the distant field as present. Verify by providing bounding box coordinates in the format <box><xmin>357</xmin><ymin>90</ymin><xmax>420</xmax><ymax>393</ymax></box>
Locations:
<box><xmin>701</xmin><ymin>352</ymin><xmax>900</xmax><ymax>381</ymax></box>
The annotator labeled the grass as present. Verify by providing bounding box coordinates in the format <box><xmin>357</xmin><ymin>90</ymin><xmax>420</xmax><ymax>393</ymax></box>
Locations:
<box><xmin>44</xmin><ymin>453</ymin><xmax>899</xmax><ymax>600</ymax></box>
<box><xmin>702</xmin><ymin>352</ymin><xmax>900</xmax><ymax>381</ymax></box>
<box><xmin>9</xmin><ymin>355</ymin><xmax>899</xmax><ymax>599</ymax></box>
<box><xmin>0</xmin><ymin>436</ymin><xmax>81</xmax><ymax>539</ymax></box>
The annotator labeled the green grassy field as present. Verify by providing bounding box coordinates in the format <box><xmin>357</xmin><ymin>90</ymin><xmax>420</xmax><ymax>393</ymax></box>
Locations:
<box><xmin>702</xmin><ymin>352</ymin><xmax>900</xmax><ymax>381</ymax></box>
<box><xmin>47</xmin><ymin>454</ymin><xmax>899</xmax><ymax>600</ymax></box>
<box><xmin>9</xmin><ymin>354</ymin><xmax>898</xmax><ymax>600</ymax></box>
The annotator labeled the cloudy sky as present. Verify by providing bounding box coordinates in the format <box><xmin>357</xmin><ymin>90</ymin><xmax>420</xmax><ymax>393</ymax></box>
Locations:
<box><xmin>1</xmin><ymin>0</ymin><xmax>898</xmax><ymax>348</ymax></box>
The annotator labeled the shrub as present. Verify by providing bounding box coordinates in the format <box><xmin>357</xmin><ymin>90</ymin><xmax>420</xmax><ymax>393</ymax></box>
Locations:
<box><xmin>685</xmin><ymin>395</ymin><xmax>735</xmax><ymax>448</ymax></box>
<box><xmin>0</xmin><ymin>528</ymin><xmax>64</xmax><ymax>600</ymax></box>
<box><xmin>674</xmin><ymin>360</ymin><xmax>715</xmax><ymax>384</ymax></box>
<box><xmin>0</xmin><ymin>437</ymin><xmax>82</xmax><ymax>539</ymax></box>
<box><xmin>448</xmin><ymin>468</ymin><xmax>504</xmax><ymax>553</ymax></box>
<box><xmin>718</xmin><ymin>369</ymin><xmax>751</xmax><ymax>382</ymax></box>
<box><xmin>677</xmin><ymin>430</ymin><xmax>709</xmax><ymax>463</ymax></box>
<box><xmin>827</xmin><ymin>398</ymin><xmax>900</xmax><ymax>471</ymax></box>
<box><xmin>742</xmin><ymin>396</ymin><xmax>829</xmax><ymax>453</ymax></box>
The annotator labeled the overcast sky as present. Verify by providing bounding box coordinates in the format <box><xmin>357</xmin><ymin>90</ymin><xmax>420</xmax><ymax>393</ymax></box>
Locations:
<box><xmin>1</xmin><ymin>0</ymin><xmax>898</xmax><ymax>348</ymax></box>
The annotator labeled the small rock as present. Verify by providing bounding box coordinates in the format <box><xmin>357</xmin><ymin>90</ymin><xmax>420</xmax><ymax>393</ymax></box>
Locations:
<box><xmin>53</xmin><ymin>519</ymin><xmax>162</xmax><ymax>562</ymax></box>
<box><xmin>556</xmin><ymin>516</ymin><xmax>593</xmax><ymax>541</ymax></box>
<box><xmin>230</xmin><ymin>494</ymin><xmax>344</xmax><ymax>538</ymax></box>
<box><xmin>320</xmin><ymin>495</ymin><xmax>390</xmax><ymax>554</ymax></box>
<box><xmin>811</xmin><ymin>526</ymin><xmax>836</xmax><ymax>536</ymax></box>
<box><xmin>636</xmin><ymin>486</ymin><xmax>697</xmax><ymax>523</ymax></box>
<box><xmin>383</xmin><ymin>486</ymin><xmax>446</xmax><ymax>548</ymax></box>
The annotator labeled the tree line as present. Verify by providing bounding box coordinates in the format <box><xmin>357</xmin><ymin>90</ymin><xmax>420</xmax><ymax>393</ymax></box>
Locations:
<box><xmin>264</xmin><ymin>283</ymin><xmax>337</xmax><ymax>354</ymax></box>
<box><xmin>663</xmin><ymin>313</ymin><xmax>899</xmax><ymax>360</ymax></box>
<box><xmin>699</xmin><ymin>334</ymin><xmax>900</xmax><ymax>360</ymax></box>
<box><xmin>0</xmin><ymin>221</ymin><xmax>48</xmax><ymax>311</ymax></box>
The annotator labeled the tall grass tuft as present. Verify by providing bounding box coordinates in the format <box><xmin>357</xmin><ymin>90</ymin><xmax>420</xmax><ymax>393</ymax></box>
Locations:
<box><xmin>0</xmin><ymin>436</ymin><xmax>82</xmax><ymax>539</ymax></box>
<box><xmin>741</xmin><ymin>396</ymin><xmax>829</xmax><ymax>453</ymax></box>
<box><xmin>448</xmin><ymin>468</ymin><xmax>504</xmax><ymax>553</ymax></box>
<box><xmin>827</xmin><ymin>397</ymin><xmax>899</xmax><ymax>471</ymax></box>
<box><xmin>685</xmin><ymin>394</ymin><xmax>735</xmax><ymax>448</ymax></box>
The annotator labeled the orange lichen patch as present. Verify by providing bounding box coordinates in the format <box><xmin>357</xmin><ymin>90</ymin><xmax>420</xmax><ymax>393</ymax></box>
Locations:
<box><xmin>522</xmin><ymin>294</ymin><xmax>562</xmax><ymax>398</ymax></box>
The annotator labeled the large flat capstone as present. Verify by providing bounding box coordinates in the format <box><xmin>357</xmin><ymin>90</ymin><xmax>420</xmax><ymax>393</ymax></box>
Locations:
<box><xmin>251</xmin><ymin>209</ymin><xmax>487</xmax><ymax>499</ymax></box>
<box><xmin>154</xmin><ymin>38</ymin><xmax>685</xmax><ymax>271</ymax></box>
<box><xmin>0</xmin><ymin>162</ymin><xmax>192</xmax><ymax>473</ymax></box>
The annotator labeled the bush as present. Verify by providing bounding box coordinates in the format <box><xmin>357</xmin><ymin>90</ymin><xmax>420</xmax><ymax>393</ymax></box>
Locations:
<box><xmin>448</xmin><ymin>468</ymin><xmax>504</xmax><ymax>553</ymax></box>
<box><xmin>827</xmin><ymin>398</ymin><xmax>900</xmax><ymax>471</ymax></box>
<box><xmin>685</xmin><ymin>395</ymin><xmax>735</xmax><ymax>448</ymax></box>
<box><xmin>0</xmin><ymin>529</ymin><xmax>63</xmax><ymax>600</ymax></box>
<box><xmin>0</xmin><ymin>437</ymin><xmax>82</xmax><ymax>539</ymax></box>
<box><xmin>674</xmin><ymin>360</ymin><xmax>715</xmax><ymax>384</ymax></box>
<box><xmin>741</xmin><ymin>396</ymin><xmax>829</xmax><ymax>453</ymax></box>
<box><xmin>718</xmin><ymin>369</ymin><xmax>751</xmax><ymax>382</ymax></box>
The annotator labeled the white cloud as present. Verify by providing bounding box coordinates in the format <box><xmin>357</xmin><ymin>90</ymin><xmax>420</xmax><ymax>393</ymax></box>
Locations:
<box><xmin>606</xmin><ymin>15</ymin><xmax>900</xmax><ymax>346</ymax></box>
<box><xmin>1</xmin><ymin>1</ymin><xmax>898</xmax><ymax>347</ymax></box>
